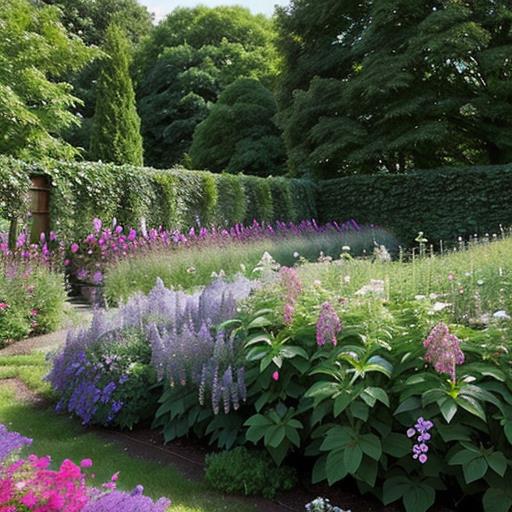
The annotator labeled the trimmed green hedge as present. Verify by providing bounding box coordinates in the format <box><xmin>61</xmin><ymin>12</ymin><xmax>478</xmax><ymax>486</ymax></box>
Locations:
<box><xmin>0</xmin><ymin>157</ymin><xmax>317</xmax><ymax>239</ymax></box>
<box><xmin>318</xmin><ymin>164</ymin><xmax>512</xmax><ymax>244</ymax></box>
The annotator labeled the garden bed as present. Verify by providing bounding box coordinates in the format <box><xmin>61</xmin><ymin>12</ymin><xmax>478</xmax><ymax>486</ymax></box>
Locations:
<box><xmin>41</xmin><ymin>235</ymin><xmax>512</xmax><ymax>512</ymax></box>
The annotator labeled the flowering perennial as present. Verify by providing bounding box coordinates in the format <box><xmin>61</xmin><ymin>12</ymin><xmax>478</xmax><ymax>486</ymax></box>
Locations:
<box><xmin>316</xmin><ymin>302</ymin><xmax>342</xmax><ymax>346</ymax></box>
<box><xmin>407</xmin><ymin>417</ymin><xmax>434</xmax><ymax>464</ymax></box>
<box><xmin>0</xmin><ymin>424</ymin><xmax>171</xmax><ymax>511</ymax></box>
<box><xmin>423</xmin><ymin>322</ymin><xmax>464</xmax><ymax>382</ymax></box>
<box><xmin>279</xmin><ymin>267</ymin><xmax>302</xmax><ymax>325</ymax></box>
<box><xmin>48</xmin><ymin>275</ymin><xmax>255</xmax><ymax>424</ymax></box>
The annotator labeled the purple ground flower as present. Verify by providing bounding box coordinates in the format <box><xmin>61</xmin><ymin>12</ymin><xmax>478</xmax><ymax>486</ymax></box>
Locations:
<box><xmin>0</xmin><ymin>423</ymin><xmax>32</xmax><ymax>461</ymax></box>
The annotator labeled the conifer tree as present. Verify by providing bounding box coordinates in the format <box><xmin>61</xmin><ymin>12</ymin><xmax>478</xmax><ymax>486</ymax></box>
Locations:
<box><xmin>90</xmin><ymin>24</ymin><xmax>143</xmax><ymax>165</ymax></box>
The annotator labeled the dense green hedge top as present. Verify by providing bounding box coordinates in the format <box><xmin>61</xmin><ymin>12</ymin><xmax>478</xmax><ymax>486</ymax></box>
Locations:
<box><xmin>318</xmin><ymin>164</ymin><xmax>512</xmax><ymax>245</ymax></box>
<box><xmin>0</xmin><ymin>157</ymin><xmax>317</xmax><ymax>239</ymax></box>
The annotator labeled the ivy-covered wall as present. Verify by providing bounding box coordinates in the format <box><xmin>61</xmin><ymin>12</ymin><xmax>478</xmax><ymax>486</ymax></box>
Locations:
<box><xmin>0</xmin><ymin>157</ymin><xmax>317</xmax><ymax>239</ymax></box>
<box><xmin>318</xmin><ymin>164</ymin><xmax>512</xmax><ymax>244</ymax></box>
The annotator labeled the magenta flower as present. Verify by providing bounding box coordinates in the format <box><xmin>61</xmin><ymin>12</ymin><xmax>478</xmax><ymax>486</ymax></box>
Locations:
<box><xmin>70</xmin><ymin>243</ymin><xmax>79</xmax><ymax>254</ymax></box>
<box><xmin>272</xmin><ymin>371</ymin><xmax>280</xmax><ymax>382</ymax></box>
<box><xmin>316</xmin><ymin>302</ymin><xmax>342</xmax><ymax>346</ymax></box>
<box><xmin>423</xmin><ymin>323</ymin><xmax>464</xmax><ymax>382</ymax></box>
<box><xmin>92</xmin><ymin>218</ymin><xmax>102</xmax><ymax>232</ymax></box>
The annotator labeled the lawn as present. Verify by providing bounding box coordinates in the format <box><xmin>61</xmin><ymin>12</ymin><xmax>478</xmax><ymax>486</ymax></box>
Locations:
<box><xmin>0</xmin><ymin>353</ymin><xmax>258</xmax><ymax>512</ymax></box>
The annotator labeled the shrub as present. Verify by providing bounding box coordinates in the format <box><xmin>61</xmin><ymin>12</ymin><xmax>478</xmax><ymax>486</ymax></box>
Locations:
<box><xmin>242</xmin><ymin>176</ymin><xmax>274</xmax><ymax>223</ymax></box>
<box><xmin>0</xmin><ymin>156</ymin><xmax>315</xmax><ymax>241</ymax></box>
<box><xmin>214</xmin><ymin>174</ymin><xmax>247</xmax><ymax>226</ymax></box>
<box><xmin>270</xmin><ymin>177</ymin><xmax>296</xmax><ymax>222</ymax></box>
<box><xmin>318</xmin><ymin>164</ymin><xmax>512</xmax><ymax>244</ymax></box>
<box><xmin>205</xmin><ymin>447</ymin><xmax>296</xmax><ymax>498</ymax></box>
<box><xmin>0</xmin><ymin>262</ymin><xmax>66</xmax><ymax>346</ymax></box>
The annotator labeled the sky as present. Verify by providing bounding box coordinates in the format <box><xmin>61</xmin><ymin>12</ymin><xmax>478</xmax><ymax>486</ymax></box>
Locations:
<box><xmin>139</xmin><ymin>0</ymin><xmax>290</xmax><ymax>22</ymax></box>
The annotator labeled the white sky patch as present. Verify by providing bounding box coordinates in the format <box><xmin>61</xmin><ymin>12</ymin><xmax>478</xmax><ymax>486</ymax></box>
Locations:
<box><xmin>140</xmin><ymin>0</ymin><xmax>290</xmax><ymax>22</ymax></box>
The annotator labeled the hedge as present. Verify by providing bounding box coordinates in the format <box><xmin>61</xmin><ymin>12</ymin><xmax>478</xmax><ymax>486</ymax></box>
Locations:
<box><xmin>0</xmin><ymin>157</ymin><xmax>317</xmax><ymax>239</ymax></box>
<box><xmin>318</xmin><ymin>164</ymin><xmax>512</xmax><ymax>245</ymax></box>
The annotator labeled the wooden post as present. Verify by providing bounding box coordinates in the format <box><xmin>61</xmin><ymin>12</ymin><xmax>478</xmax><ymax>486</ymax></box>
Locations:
<box><xmin>29</xmin><ymin>176</ymin><xmax>51</xmax><ymax>243</ymax></box>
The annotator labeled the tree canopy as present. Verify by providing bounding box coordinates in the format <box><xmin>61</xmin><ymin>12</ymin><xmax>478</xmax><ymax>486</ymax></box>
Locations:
<box><xmin>190</xmin><ymin>78</ymin><xmax>286</xmax><ymax>176</ymax></box>
<box><xmin>136</xmin><ymin>6</ymin><xmax>279</xmax><ymax>169</ymax></box>
<box><xmin>277</xmin><ymin>0</ymin><xmax>512</xmax><ymax>179</ymax></box>
<box><xmin>0</xmin><ymin>0</ymin><xmax>95</xmax><ymax>161</ymax></box>
<box><xmin>90</xmin><ymin>24</ymin><xmax>143</xmax><ymax>166</ymax></box>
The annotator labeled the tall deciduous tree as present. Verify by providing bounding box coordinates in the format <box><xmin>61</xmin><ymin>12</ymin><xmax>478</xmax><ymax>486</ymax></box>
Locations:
<box><xmin>190</xmin><ymin>78</ymin><xmax>286</xmax><ymax>176</ymax></box>
<box><xmin>90</xmin><ymin>24</ymin><xmax>143</xmax><ymax>165</ymax></box>
<box><xmin>277</xmin><ymin>0</ymin><xmax>512</xmax><ymax>179</ymax></box>
<box><xmin>0</xmin><ymin>0</ymin><xmax>94</xmax><ymax>160</ymax></box>
<box><xmin>136</xmin><ymin>6</ymin><xmax>279</xmax><ymax>169</ymax></box>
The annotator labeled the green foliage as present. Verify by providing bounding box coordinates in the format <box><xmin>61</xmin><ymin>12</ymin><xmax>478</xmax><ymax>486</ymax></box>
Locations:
<box><xmin>89</xmin><ymin>24</ymin><xmax>143</xmax><ymax>166</ymax></box>
<box><xmin>0</xmin><ymin>157</ymin><xmax>313</xmax><ymax>240</ymax></box>
<box><xmin>0</xmin><ymin>266</ymin><xmax>66</xmax><ymax>346</ymax></box>
<box><xmin>0</xmin><ymin>0</ymin><xmax>95</xmax><ymax>160</ymax></box>
<box><xmin>277</xmin><ymin>0</ymin><xmax>512</xmax><ymax>178</ymax></box>
<box><xmin>270</xmin><ymin>178</ymin><xmax>295</xmax><ymax>222</ymax></box>
<box><xmin>214</xmin><ymin>174</ymin><xmax>247</xmax><ymax>226</ymax></box>
<box><xmin>42</xmin><ymin>0</ymin><xmax>153</xmax><ymax>46</ymax></box>
<box><xmin>136</xmin><ymin>6</ymin><xmax>279</xmax><ymax>168</ymax></box>
<box><xmin>318</xmin><ymin>164</ymin><xmax>512</xmax><ymax>244</ymax></box>
<box><xmin>190</xmin><ymin>78</ymin><xmax>286</xmax><ymax>176</ymax></box>
<box><xmin>243</xmin><ymin>176</ymin><xmax>273</xmax><ymax>223</ymax></box>
<box><xmin>205</xmin><ymin>447</ymin><xmax>296</xmax><ymax>499</ymax></box>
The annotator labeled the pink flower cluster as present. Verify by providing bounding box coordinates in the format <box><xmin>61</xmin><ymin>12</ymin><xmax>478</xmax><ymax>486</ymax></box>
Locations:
<box><xmin>316</xmin><ymin>302</ymin><xmax>342</xmax><ymax>346</ymax></box>
<box><xmin>66</xmin><ymin>217</ymin><xmax>362</xmax><ymax>284</ymax></box>
<box><xmin>279</xmin><ymin>267</ymin><xmax>302</xmax><ymax>326</ymax></box>
<box><xmin>423</xmin><ymin>322</ymin><xmax>464</xmax><ymax>382</ymax></box>
<box><xmin>0</xmin><ymin>424</ymin><xmax>171</xmax><ymax>512</ymax></box>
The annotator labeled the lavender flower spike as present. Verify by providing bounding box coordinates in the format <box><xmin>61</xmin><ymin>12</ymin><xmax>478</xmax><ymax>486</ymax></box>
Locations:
<box><xmin>0</xmin><ymin>424</ymin><xmax>32</xmax><ymax>461</ymax></box>
<box><xmin>316</xmin><ymin>302</ymin><xmax>342</xmax><ymax>346</ymax></box>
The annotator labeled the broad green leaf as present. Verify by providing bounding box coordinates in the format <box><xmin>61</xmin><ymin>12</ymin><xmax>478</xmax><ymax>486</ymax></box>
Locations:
<box><xmin>449</xmin><ymin>449</ymin><xmax>480</xmax><ymax>466</ymax></box>
<box><xmin>483</xmin><ymin>488</ymin><xmax>512</xmax><ymax>512</ymax></box>
<box><xmin>265</xmin><ymin>425</ymin><xmax>286</xmax><ymax>448</ymax></box>
<box><xmin>486</xmin><ymin>452</ymin><xmax>507</xmax><ymax>477</ymax></box>
<box><xmin>439</xmin><ymin>397</ymin><xmax>458</xmax><ymax>423</ymax></box>
<box><xmin>359</xmin><ymin>433</ymin><xmax>382</xmax><ymax>461</ymax></box>
<box><xmin>334</xmin><ymin>392</ymin><xmax>354</xmax><ymax>417</ymax></box>
<box><xmin>403</xmin><ymin>484</ymin><xmax>436</xmax><ymax>512</ymax></box>
<box><xmin>394</xmin><ymin>397</ymin><xmax>421</xmax><ymax>415</ymax></box>
<box><xmin>456</xmin><ymin>395</ymin><xmax>487</xmax><ymax>421</ymax></box>
<box><xmin>356</xmin><ymin>458</ymin><xmax>378</xmax><ymax>487</ymax></box>
<box><xmin>350</xmin><ymin>401</ymin><xmax>369</xmax><ymax>421</ymax></box>
<box><xmin>248</xmin><ymin>316</ymin><xmax>273</xmax><ymax>329</ymax></box>
<box><xmin>344</xmin><ymin>445</ymin><xmax>363</xmax><ymax>474</ymax></box>
<box><xmin>382</xmin><ymin>476</ymin><xmax>412</xmax><ymax>505</ymax></box>
<box><xmin>320</xmin><ymin>426</ymin><xmax>352</xmax><ymax>451</ymax></box>
<box><xmin>364</xmin><ymin>386</ymin><xmax>390</xmax><ymax>407</ymax></box>
<box><xmin>463</xmin><ymin>456</ymin><xmax>488</xmax><ymax>484</ymax></box>
<box><xmin>382</xmin><ymin>433</ymin><xmax>411</xmax><ymax>458</ymax></box>
<box><xmin>326</xmin><ymin>449</ymin><xmax>348</xmax><ymax>485</ymax></box>
<box><xmin>437</xmin><ymin>424</ymin><xmax>472</xmax><ymax>442</ymax></box>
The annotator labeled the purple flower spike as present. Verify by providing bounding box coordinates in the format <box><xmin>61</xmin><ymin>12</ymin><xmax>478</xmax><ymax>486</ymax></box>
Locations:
<box><xmin>409</xmin><ymin>417</ymin><xmax>434</xmax><ymax>465</ymax></box>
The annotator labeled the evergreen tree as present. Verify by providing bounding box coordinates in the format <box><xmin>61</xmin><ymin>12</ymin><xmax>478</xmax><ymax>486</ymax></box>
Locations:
<box><xmin>190</xmin><ymin>78</ymin><xmax>286</xmax><ymax>176</ymax></box>
<box><xmin>90</xmin><ymin>24</ymin><xmax>143</xmax><ymax>165</ymax></box>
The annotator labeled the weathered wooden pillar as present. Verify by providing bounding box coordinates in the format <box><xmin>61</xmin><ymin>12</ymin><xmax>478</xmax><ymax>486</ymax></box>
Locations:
<box><xmin>29</xmin><ymin>176</ymin><xmax>51</xmax><ymax>243</ymax></box>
